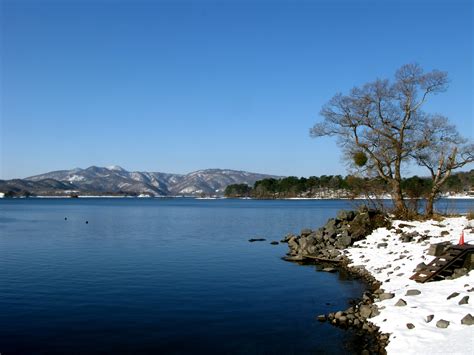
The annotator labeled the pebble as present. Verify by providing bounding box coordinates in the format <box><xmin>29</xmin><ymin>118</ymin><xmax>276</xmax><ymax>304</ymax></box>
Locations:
<box><xmin>425</xmin><ymin>314</ymin><xmax>434</xmax><ymax>323</ymax></box>
<box><xmin>395</xmin><ymin>299</ymin><xmax>407</xmax><ymax>307</ymax></box>
<box><xmin>317</xmin><ymin>315</ymin><xmax>326</xmax><ymax>322</ymax></box>
<box><xmin>379</xmin><ymin>293</ymin><xmax>395</xmax><ymax>301</ymax></box>
<box><xmin>436</xmin><ymin>319</ymin><xmax>450</xmax><ymax>328</ymax></box>
<box><xmin>458</xmin><ymin>296</ymin><xmax>469</xmax><ymax>305</ymax></box>
<box><xmin>405</xmin><ymin>289</ymin><xmax>421</xmax><ymax>296</ymax></box>
<box><xmin>461</xmin><ymin>313</ymin><xmax>473</xmax><ymax>326</ymax></box>
<box><xmin>447</xmin><ymin>292</ymin><xmax>460</xmax><ymax>300</ymax></box>
<box><xmin>406</xmin><ymin>323</ymin><xmax>415</xmax><ymax>329</ymax></box>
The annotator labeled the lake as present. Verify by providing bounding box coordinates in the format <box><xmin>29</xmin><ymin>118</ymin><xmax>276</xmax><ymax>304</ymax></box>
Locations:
<box><xmin>0</xmin><ymin>198</ymin><xmax>471</xmax><ymax>354</ymax></box>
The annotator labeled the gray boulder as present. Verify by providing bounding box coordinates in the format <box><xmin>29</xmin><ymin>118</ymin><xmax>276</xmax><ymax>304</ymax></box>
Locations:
<box><xmin>379</xmin><ymin>293</ymin><xmax>395</xmax><ymax>301</ymax></box>
<box><xmin>300</xmin><ymin>228</ymin><xmax>312</xmax><ymax>237</ymax></box>
<box><xmin>395</xmin><ymin>299</ymin><xmax>407</xmax><ymax>307</ymax></box>
<box><xmin>436</xmin><ymin>319</ymin><xmax>450</xmax><ymax>328</ymax></box>
<box><xmin>461</xmin><ymin>313</ymin><xmax>473</xmax><ymax>325</ymax></box>
<box><xmin>405</xmin><ymin>289</ymin><xmax>421</xmax><ymax>296</ymax></box>
<box><xmin>336</xmin><ymin>210</ymin><xmax>355</xmax><ymax>221</ymax></box>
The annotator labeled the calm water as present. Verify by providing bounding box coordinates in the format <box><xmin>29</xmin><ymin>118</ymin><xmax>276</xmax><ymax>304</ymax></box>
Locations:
<box><xmin>0</xmin><ymin>198</ymin><xmax>471</xmax><ymax>354</ymax></box>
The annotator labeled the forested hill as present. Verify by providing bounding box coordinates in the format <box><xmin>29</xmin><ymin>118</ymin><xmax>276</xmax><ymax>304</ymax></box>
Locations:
<box><xmin>224</xmin><ymin>170</ymin><xmax>474</xmax><ymax>199</ymax></box>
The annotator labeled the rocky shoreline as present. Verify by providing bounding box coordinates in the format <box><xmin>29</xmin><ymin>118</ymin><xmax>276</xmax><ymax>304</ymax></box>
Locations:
<box><xmin>281</xmin><ymin>208</ymin><xmax>473</xmax><ymax>354</ymax></box>
<box><xmin>280</xmin><ymin>207</ymin><xmax>393</xmax><ymax>354</ymax></box>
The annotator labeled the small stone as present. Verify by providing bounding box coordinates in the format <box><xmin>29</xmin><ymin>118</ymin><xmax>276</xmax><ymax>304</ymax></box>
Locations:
<box><xmin>461</xmin><ymin>313</ymin><xmax>474</xmax><ymax>325</ymax></box>
<box><xmin>405</xmin><ymin>289</ymin><xmax>421</xmax><ymax>296</ymax></box>
<box><xmin>64</xmin><ymin>217</ymin><xmax>67</xmax><ymax>220</ymax></box>
<box><xmin>322</xmin><ymin>267</ymin><xmax>337</xmax><ymax>273</ymax></box>
<box><xmin>459</xmin><ymin>296</ymin><xmax>469</xmax><ymax>305</ymax></box>
<box><xmin>406</xmin><ymin>323</ymin><xmax>415</xmax><ymax>329</ymax></box>
<box><xmin>270</xmin><ymin>241</ymin><xmax>279</xmax><ymax>245</ymax></box>
<box><xmin>248</xmin><ymin>238</ymin><xmax>266</xmax><ymax>242</ymax></box>
<box><xmin>426</xmin><ymin>314</ymin><xmax>434</xmax><ymax>323</ymax></box>
<box><xmin>317</xmin><ymin>315</ymin><xmax>326</xmax><ymax>322</ymax></box>
<box><xmin>379</xmin><ymin>293</ymin><xmax>395</xmax><ymax>301</ymax></box>
<box><xmin>377</xmin><ymin>242</ymin><xmax>388</xmax><ymax>248</ymax></box>
<box><xmin>85</xmin><ymin>221</ymin><xmax>89</xmax><ymax>224</ymax></box>
<box><xmin>436</xmin><ymin>319</ymin><xmax>450</xmax><ymax>328</ymax></box>
<box><xmin>447</xmin><ymin>292</ymin><xmax>460</xmax><ymax>300</ymax></box>
<box><xmin>395</xmin><ymin>299</ymin><xmax>407</xmax><ymax>307</ymax></box>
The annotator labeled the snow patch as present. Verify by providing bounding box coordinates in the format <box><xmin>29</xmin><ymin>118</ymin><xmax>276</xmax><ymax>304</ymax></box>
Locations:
<box><xmin>346</xmin><ymin>217</ymin><xmax>474</xmax><ymax>355</ymax></box>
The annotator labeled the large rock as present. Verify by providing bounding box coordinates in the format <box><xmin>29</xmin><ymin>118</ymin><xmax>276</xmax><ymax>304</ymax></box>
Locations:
<box><xmin>300</xmin><ymin>228</ymin><xmax>312</xmax><ymax>237</ymax></box>
<box><xmin>335</xmin><ymin>235</ymin><xmax>352</xmax><ymax>249</ymax></box>
<box><xmin>337</xmin><ymin>210</ymin><xmax>356</xmax><ymax>222</ymax></box>
<box><xmin>288</xmin><ymin>237</ymin><xmax>299</xmax><ymax>250</ymax></box>
<box><xmin>359</xmin><ymin>305</ymin><xmax>373</xmax><ymax>318</ymax></box>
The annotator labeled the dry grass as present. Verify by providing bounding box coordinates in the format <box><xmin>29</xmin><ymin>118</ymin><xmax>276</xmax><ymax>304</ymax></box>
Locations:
<box><xmin>467</xmin><ymin>210</ymin><xmax>474</xmax><ymax>220</ymax></box>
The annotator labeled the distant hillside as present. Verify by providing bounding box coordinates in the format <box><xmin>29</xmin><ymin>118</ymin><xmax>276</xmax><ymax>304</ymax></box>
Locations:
<box><xmin>0</xmin><ymin>166</ymin><xmax>280</xmax><ymax>197</ymax></box>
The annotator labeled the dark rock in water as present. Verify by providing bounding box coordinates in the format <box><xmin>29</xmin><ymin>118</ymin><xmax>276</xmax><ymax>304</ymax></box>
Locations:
<box><xmin>458</xmin><ymin>296</ymin><xmax>469</xmax><ymax>305</ymax></box>
<box><xmin>64</xmin><ymin>217</ymin><xmax>67</xmax><ymax>220</ymax></box>
<box><xmin>447</xmin><ymin>292</ymin><xmax>460</xmax><ymax>300</ymax></box>
<box><xmin>85</xmin><ymin>221</ymin><xmax>89</xmax><ymax>224</ymax></box>
<box><xmin>270</xmin><ymin>241</ymin><xmax>279</xmax><ymax>245</ymax></box>
<box><xmin>395</xmin><ymin>299</ymin><xmax>407</xmax><ymax>307</ymax></box>
<box><xmin>317</xmin><ymin>314</ymin><xmax>326</xmax><ymax>322</ymax></box>
<box><xmin>426</xmin><ymin>314</ymin><xmax>434</xmax><ymax>323</ymax></box>
<box><xmin>280</xmin><ymin>234</ymin><xmax>294</xmax><ymax>243</ymax></box>
<box><xmin>461</xmin><ymin>313</ymin><xmax>473</xmax><ymax>325</ymax></box>
<box><xmin>283</xmin><ymin>255</ymin><xmax>304</xmax><ymax>262</ymax></box>
<box><xmin>249</xmin><ymin>238</ymin><xmax>266</xmax><ymax>242</ymax></box>
<box><xmin>405</xmin><ymin>289</ymin><xmax>421</xmax><ymax>296</ymax></box>
<box><xmin>436</xmin><ymin>319</ymin><xmax>450</xmax><ymax>328</ymax></box>
<box><xmin>406</xmin><ymin>323</ymin><xmax>415</xmax><ymax>329</ymax></box>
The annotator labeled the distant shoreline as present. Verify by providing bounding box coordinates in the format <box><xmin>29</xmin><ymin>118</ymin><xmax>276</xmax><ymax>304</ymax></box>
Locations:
<box><xmin>1</xmin><ymin>194</ymin><xmax>473</xmax><ymax>200</ymax></box>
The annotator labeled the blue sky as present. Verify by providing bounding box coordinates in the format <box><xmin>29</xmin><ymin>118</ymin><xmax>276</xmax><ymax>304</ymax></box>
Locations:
<box><xmin>1</xmin><ymin>0</ymin><xmax>472</xmax><ymax>179</ymax></box>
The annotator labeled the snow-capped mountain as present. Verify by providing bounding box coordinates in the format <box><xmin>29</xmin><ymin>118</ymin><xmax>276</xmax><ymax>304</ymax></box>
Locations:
<box><xmin>1</xmin><ymin>166</ymin><xmax>279</xmax><ymax>196</ymax></box>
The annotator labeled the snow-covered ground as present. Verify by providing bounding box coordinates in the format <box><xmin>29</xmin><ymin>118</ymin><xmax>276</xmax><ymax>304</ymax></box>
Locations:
<box><xmin>346</xmin><ymin>217</ymin><xmax>474</xmax><ymax>354</ymax></box>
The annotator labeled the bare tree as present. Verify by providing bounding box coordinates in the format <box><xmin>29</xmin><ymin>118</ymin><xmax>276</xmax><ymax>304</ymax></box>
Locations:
<box><xmin>310</xmin><ymin>63</ymin><xmax>448</xmax><ymax>216</ymax></box>
<box><xmin>413</xmin><ymin>115</ymin><xmax>474</xmax><ymax>216</ymax></box>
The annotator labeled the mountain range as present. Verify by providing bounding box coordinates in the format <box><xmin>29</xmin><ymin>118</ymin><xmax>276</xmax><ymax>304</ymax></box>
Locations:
<box><xmin>0</xmin><ymin>166</ymin><xmax>280</xmax><ymax>197</ymax></box>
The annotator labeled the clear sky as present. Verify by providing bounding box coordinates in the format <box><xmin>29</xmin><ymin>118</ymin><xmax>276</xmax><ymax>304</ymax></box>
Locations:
<box><xmin>1</xmin><ymin>0</ymin><xmax>473</xmax><ymax>179</ymax></box>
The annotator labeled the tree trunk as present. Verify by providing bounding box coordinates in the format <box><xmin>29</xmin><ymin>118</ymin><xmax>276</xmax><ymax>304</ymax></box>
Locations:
<box><xmin>391</xmin><ymin>180</ymin><xmax>407</xmax><ymax>216</ymax></box>
<box><xmin>425</xmin><ymin>193</ymin><xmax>435</xmax><ymax>217</ymax></box>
